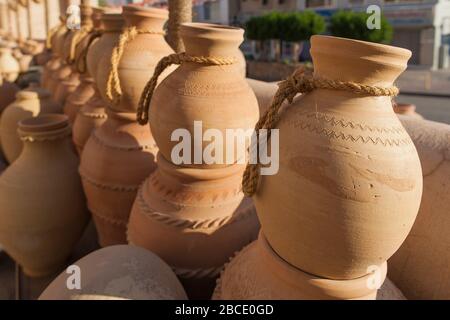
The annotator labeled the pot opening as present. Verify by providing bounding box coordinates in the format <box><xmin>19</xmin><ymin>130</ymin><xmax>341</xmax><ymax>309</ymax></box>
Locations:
<box><xmin>19</xmin><ymin>114</ymin><xmax>69</xmax><ymax>133</ymax></box>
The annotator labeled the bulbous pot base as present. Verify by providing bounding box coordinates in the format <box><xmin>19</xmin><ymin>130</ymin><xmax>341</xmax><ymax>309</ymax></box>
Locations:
<box><xmin>214</xmin><ymin>232</ymin><xmax>406</xmax><ymax>300</ymax></box>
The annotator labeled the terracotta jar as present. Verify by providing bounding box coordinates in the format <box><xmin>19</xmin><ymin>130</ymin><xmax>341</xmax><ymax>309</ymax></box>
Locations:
<box><xmin>39</xmin><ymin>245</ymin><xmax>187</xmax><ymax>300</ymax></box>
<box><xmin>389</xmin><ymin>116</ymin><xmax>450</xmax><ymax>299</ymax></box>
<box><xmin>127</xmin><ymin>23</ymin><xmax>260</xmax><ymax>299</ymax></box>
<box><xmin>79</xmin><ymin>111</ymin><xmax>158</xmax><ymax>246</ymax></box>
<box><xmin>0</xmin><ymin>76</ymin><xmax>19</xmax><ymax>114</ymax></box>
<box><xmin>252</xmin><ymin>35</ymin><xmax>422</xmax><ymax>280</ymax></box>
<box><xmin>392</xmin><ymin>101</ymin><xmax>423</xmax><ymax>119</ymax></box>
<box><xmin>72</xmin><ymin>91</ymin><xmax>107</xmax><ymax>154</ymax></box>
<box><xmin>0</xmin><ymin>84</ymin><xmax>61</xmax><ymax>163</ymax></box>
<box><xmin>214</xmin><ymin>232</ymin><xmax>405</xmax><ymax>300</ymax></box>
<box><xmin>0</xmin><ymin>114</ymin><xmax>89</xmax><ymax>277</ymax></box>
<box><xmin>0</xmin><ymin>47</ymin><xmax>20</xmax><ymax>82</ymax></box>
<box><xmin>42</xmin><ymin>25</ymin><xmax>68</xmax><ymax>91</ymax></box>
<box><xmin>96</xmin><ymin>5</ymin><xmax>174</xmax><ymax>113</ymax></box>
<box><xmin>63</xmin><ymin>74</ymin><xmax>95</xmax><ymax>123</ymax></box>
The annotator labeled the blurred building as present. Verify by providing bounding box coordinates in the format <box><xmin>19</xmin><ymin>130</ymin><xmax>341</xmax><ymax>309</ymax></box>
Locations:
<box><xmin>194</xmin><ymin>0</ymin><xmax>450</xmax><ymax>69</ymax></box>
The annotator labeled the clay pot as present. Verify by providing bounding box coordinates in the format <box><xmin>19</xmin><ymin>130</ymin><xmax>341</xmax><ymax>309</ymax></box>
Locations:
<box><xmin>253</xmin><ymin>35</ymin><xmax>423</xmax><ymax>280</ymax></box>
<box><xmin>42</xmin><ymin>25</ymin><xmax>68</xmax><ymax>90</ymax></box>
<box><xmin>96</xmin><ymin>6</ymin><xmax>174</xmax><ymax>113</ymax></box>
<box><xmin>392</xmin><ymin>101</ymin><xmax>423</xmax><ymax>119</ymax></box>
<box><xmin>72</xmin><ymin>90</ymin><xmax>107</xmax><ymax>154</ymax></box>
<box><xmin>127</xmin><ymin>23</ymin><xmax>260</xmax><ymax>299</ymax></box>
<box><xmin>0</xmin><ymin>84</ymin><xmax>61</xmax><ymax>163</ymax></box>
<box><xmin>214</xmin><ymin>232</ymin><xmax>406</xmax><ymax>300</ymax></box>
<box><xmin>0</xmin><ymin>76</ymin><xmax>19</xmax><ymax>114</ymax></box>
<box><xmin>53</xmin><ymin>71</ymin><xmax>80</xmax><ymax>106</ymax></box>
<box><xmin>0</xmin><ymin>47</ymin><xmax>20</xmax><ymax>82</ymax></box>
<box><xmin>0</xmin><ymin>114</ymin><xmax>89</xmax><ymax>277</ymax></box>
<box><xmin>388</xmin><ymin>116</ymin><xmax>450</xmax><ymax>299</ymax></box>
<box><xmin>35</xmin><ymin>49</ymin><xmax>52</xmax><ymax>66</ymax></box>
<box><xmin>13</xmin><ymin>50</ymin><xmax>33</xmax><ymax>72</ymax></box>
<box><xmin>39</xmin><ymin>245</ymin><xmax>187</xmax><ymax>300</ymax></box>
<box><xmin>64</xmin><ymin>74</ymin><xmax>95</xmax><ymax>123</ymax></box>
<box><xmin>79</xmin><ymin>111</ymin><xmax>157</xmax><ymax>246</ymax></box>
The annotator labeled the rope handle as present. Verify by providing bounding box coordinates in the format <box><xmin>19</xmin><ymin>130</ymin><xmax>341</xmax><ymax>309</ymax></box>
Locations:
<box><xmin>106</xmin><ymin>26</ymin><xmax>166</xmax><ymax>105</ymax></box>
<box><xmin>75</xmin><ymin>30</ymin><xmax>102</xmax><ymax>74</ymax></box>
<box><xmin>66</xmin><ymin>26</ymin><xmax>92</xmax><ymax>65</ymax></box>
<box><xmin>241</xmin><ymin>67</ymin><xmax>399</xmax><ymax>197</ymax></box>
<box><xmin>136</xmin><ymin>52</ymin><xmax>237</xmax><ymax>125</ymax></box>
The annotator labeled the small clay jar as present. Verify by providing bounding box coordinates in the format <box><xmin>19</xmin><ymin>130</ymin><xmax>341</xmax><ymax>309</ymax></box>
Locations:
<box><xmin>0</xmin><ymin>114</ymin><xmax>89</xmax><ymax>277</ymax></box>
<box><xmin>0</xmin><ymin>47</ymin><xmax>20</xmax><ymax>82</ymax></box>
<box><xmin>389</xmin><ymin>116</ymin><xmax>450</xmax><ymax>299</ymax></box>
<box><xmin>96</xmin><ymin>5</ymin><xmax>174</xmax><ymax>113</ymax></box>
<box><xmin>253</xmin><ymin>35</ymin><xmax>423</xmax><ymax>280</ymax></box>
<box><xmin>72</xmin><ymin>89</ymin><xmax>107</xmax><ymax>154</ymax></box>
<box><xmin>0</xmin><ymin>84</ymin><xmax>61</xmax><ymax>163</ymax></box>
<box><xmin>39</xmin><ymin>245</ymin><xmax>187</xmax><ymax>300</ymax></box>
<box><xmin>127</xmin><ymin>23</ymin><xmax>260</xmax><ymax>299</ymax></box>
<box><xmin>392</xmin><ymin>101</ymin><xmax>423</xmax><ymax>119</ymax></box>
<box><xmin>213</xmin><ymin>232</ymin><xmax>406</xmax><ymax>300</ymax></box>
<box><xmin>79</xmin><ymin>111</ymin><xmax>157</xmax><ymax>246</ymax></box>
<box><xmin>64</xmin><ymin>74</ymin><xmax>95</xmax><ymax>123</ymax></box>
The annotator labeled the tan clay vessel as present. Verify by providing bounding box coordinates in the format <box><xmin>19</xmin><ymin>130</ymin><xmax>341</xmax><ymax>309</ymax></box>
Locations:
<box><xmin>63</xmin><ymin>74</ymin><xmax>95</xmax><ymax>123</ymax></box>
<box><xmin>0</xmin><ymin>114</ymin><xmax>89</xmax><ymax>277</ymax></box>
<box><xmin>252</xmin><ymin>35</ymin><xmax>423</xmax><ymax>280</ymax></box>
<box><xmin>42</xmin><ymin>24</ymin><xmax>68</xmax><ymax>90</ymax></box>
<box><xmin>39</xmin><ymin>245</ymin><xmax>187</xmax><ymax>300</ymax></box>
<box><xmin>127</xmin><ymin>23</ymin><xmax>260</xmax><ymax>299</ymax></box>
<box><xmin>389</xmin><ymin>116</ymin><xmax>450</xmax><ymax>300</ymax></box>
<box><xmin>79</xmin><ymin>111</ymin><xmax>158</xmax><ymax>246</ymax></box>
<box><xmin>0</xmin><ymin>47</ymin><xmax>20</xmax><ymax>82</ymax></box>
<box><xmin>96</xmin><ymin>5</ymin><xmax>174</xmax><ymax>113</ymax></box>
<box><xmin>0</xmin><ymin>84</ymin><xmax>61</xmax><ymax>163</ymax></box>
<box><xmin>392</xmin><ymin>101</ymin><xmax>423</xmax><ymax>119</ymax></box>
<box><xmin>213</xmin><ymin>232</ymin><xmax>405</xmax><ymax>300</ymax></box>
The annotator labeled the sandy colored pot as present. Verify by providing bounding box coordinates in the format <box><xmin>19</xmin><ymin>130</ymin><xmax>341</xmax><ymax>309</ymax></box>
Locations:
<box><xmin>393</xmin><ymin>101</ymin><xmax>423</xmax><ymax>119</ymax></box>
<box><xmin>214</xmin><ymin>232</ymin><xmax>405</xmax><ymax>300</ymax></box>
<box><xmin>42</xmin><ymin>26</ymin><xmax>68</xmax><ymax>90</ymax></box>
<box><xmin>0</xmin><ymin>84</ymin><xmax>61</xmax><ymax>163</ymax></box>
<box><xmin>96</xmin><ymin>6</ymin><xmax>174</xmax><ymax>113</ymax></box>
<box><xmin>72</xmin><ymin>90</ymin><xmax>107</xmax><ymax>154</ymax></box>
<box><xmin>0</xmin><ymin>47</ymin><xmax>20</xmax><ymax>82</ymax></box>
<box><xmin>0</xmin><ymin>76</ymin><xmax>19</xmax><ymax>114</ymax></box>
<box><xmin>388</xmin><ymin>116</ymin><xmax>450</xmax><ymax>300</ymax></box>
<box><xmin>0</xmin><ymin>114</ymin><xmax>89</xmax><ymax>277</ymax></box>
<box><xmin>253</xmin><ymin>35</ymin><xmax>423</xmax><ymax>280</ymax></box>
<box><xmin>39</xmin><ymin>245</ymin><xmax>187</xmax><ymax>300</ymax></box>
<box><xmin>64</xmin><ymin>74</ymin><xmax>95</xmax><ymax>123</ymax></box>
<box><xmin>53</xmin><ymin>71</ymin><xmax>80</xmax><ymax>106</ymax></box>
<box><xmin>13</xmin><ymin>50</ymin><xmax>33</xmax><ymax>73</ymax></box>
<box><xmin>127</xmin><ymin>23</ymin><xmax>260</xmax><ymax>299</ymax></box>
<box><xmin>79</xmin><ymin>111</ymin><xmax>157</xmax><ymax>246</ymax></box>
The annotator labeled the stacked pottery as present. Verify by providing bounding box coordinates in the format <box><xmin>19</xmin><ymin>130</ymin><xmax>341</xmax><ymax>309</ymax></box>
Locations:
<box><xmin>0</xmin><ymin>114</ymin><xmax>89</xmax><ymax>277</ymax></box>
<box><xmin>72</xmin><ymin>7</ymin><xmax>112</xmax><ymax>153</ymax></box>
<box><xmin>215</xmin><ymin>36</ymin><xmax>423</xmax><ymax>299</ymax></box>
<box><xmin>63</xmin><ymin>2</ymin><xmax>95</xmax><ymax>123</ymax></box>
<box><xmin>389</xmin><ymin>116</ymin><xmax>450</xmax><ymax>299</ymax></box>
<box><xmin>39</xmin><ymin>245</ymin><xmax>188</xmax><ymax>300</ymax></box>
<box><xmin>0</xmin><ymin>83</ymin><xmax>61</xmax><ymax>163</ymax></box>
<box><xmin>80</xmin><ymin>6</ymin><xmax>172</xmax><ymax>247</ymax></box>
<box><xmin>0</xmin><ymin>47</ymin><xmax>20</xmax><ymax>82</ymax></box>
<box><xmin>127</xmin><ymin>23</ymin><xmax>260</xmax><ymax>299</ymax></box>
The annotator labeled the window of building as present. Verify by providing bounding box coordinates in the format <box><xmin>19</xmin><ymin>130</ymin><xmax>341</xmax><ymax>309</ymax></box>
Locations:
<box><xmin>305</xmin><ymin>0</ymin><xmax>334</xmax><ymax>8</ymax></box>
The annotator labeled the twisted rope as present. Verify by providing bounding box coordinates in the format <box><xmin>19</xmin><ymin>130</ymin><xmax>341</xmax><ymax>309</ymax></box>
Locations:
<box><xmin>242</xmin><ymin>67</ymin><xmax>399</xmax><ymax>197</ymax></box>
<box><xmin>105</xmin><ymin>26</ymin><xmax>165</xmax><ymax>104</ymax></box>
<box><xmin>137</xmin><ymin>52</ymin><xmax>236</xmax><ymax>125</ymax></box>
<box><xmin>46</xmin><ymin>22</ymin><xmax>65</xmax><ymax>49</ymax></box>
<box><xmin>75</xmin><ymin>30</ymin><xmax>101</xmax><ymax>74</ymax></box>
<box><xmin>67</xmin><ymin>26</ymin><xmax>92</xmax><ymax>65</ymax></box>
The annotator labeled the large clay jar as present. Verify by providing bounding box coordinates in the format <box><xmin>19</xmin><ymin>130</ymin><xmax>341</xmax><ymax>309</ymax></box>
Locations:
<box><xmin>64</xmin><ymin>73</ymin><xmax>95</xmax><ymax>123</ymax></box>
<box><xmin>79</xmin><ymin>111</ymin><xmax>158</xmax><ymax>246</ymax></box>
<box><xmin>43</xmin><ymin>25</ymin><xmax>68</xmax><ymax>92</ymax></box>
<box><xmin>0</xmin><ymin>47</ymin><xmax>20</xmax><ymax>82</ymax></box>
<box><xmin>0</xmin><ymin>76</ymin><xmax>19</xmax><ymax>114</ymax></box>
<box><xmin>0</xmin><ymin>84</ymin><xmax>61</xmax><ymax>163</ymax></box>
<box><xmin>39</xmin><ymin>245</ymin><xmax>187</xmax><ymax>300</ymax></box>
<box><xmin>96</xmin><ymin>5</ymin><xmax>174</xmax><ymax>113</ymax></box>
<box><xmin>127</xmin><ymin>23</ymin><xmax>260</xmax><ymax>299</ymax></box>
<box><xmin>389</xmin><ymin>116</ymin><xmax>450</xmax><ymax>300</ymax></box>
<box><xmin>252</xmin><ymin>35</ymin><xmax>423</xmax><ymax>280</ymax></box>
<box><xmin>0</xmin><ymin>114</ymin><xmax>89</xmax><ymax>277</ymax></box>
<box><xmin>213</xmin><ymin>232</ymin><xmax>406</xmax><ymax>300</ymax></box>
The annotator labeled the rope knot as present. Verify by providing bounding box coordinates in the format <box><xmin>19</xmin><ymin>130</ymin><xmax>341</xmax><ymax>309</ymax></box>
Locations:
<box><xmin>242</xmin><ymin>68</ymin><xmax>399</xmax><ymax>197</ymax></box>
<box><xmin>136</xmin><ymin>52</ymin><xmax>237</xmax><ymax>126</ymax></box>
<box><xmin>106</xmin><ymin>27</ymin><xmax>166</xmax><ymax>105</ymax></box>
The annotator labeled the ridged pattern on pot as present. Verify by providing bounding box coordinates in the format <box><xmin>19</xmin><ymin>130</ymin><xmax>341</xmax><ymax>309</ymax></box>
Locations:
<box><xmin>253</xmin><ymin>35</ymin><xmax>422</xmax><ymax>280</ymax></box>
<box><xmin>389</xmin><ymin>116</ymin><xmax>450</xmax><ymax>300</ymax></box>
<box><xmin>79</xmin><ymin>114</ymin><xmax>158</xmax><ymax>247</ymax></box>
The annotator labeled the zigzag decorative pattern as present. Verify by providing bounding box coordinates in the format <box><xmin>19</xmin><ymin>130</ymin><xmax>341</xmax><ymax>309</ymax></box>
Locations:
<box><xmin>79</xmin><ymin>169</ymin><xmax>140</xmax><ymax>192</ymax></box>
<box><xmin>136</xmin><ymin>186</ymin><xmax>256</xmax><ymax>230</ymax></box>
<box><xmin>91</xmin><ymin>208</ymin><xmax>128</xmax><ymax>227</ymax></box>
<box><xmin>173</xmin><ymin>265</ymin><xmax>224</xmax><ymax>279</ymax></box>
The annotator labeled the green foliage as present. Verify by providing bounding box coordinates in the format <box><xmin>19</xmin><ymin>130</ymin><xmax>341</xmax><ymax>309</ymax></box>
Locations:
<box><xmin>329</xmin><ymin>10</ymin><xmax>393</xmax><ymax>44</ymax></box>
<box><xmin>245</xmin><ymin>11</ymin><xmax>325</xmax><ymax>42</ymax></box>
